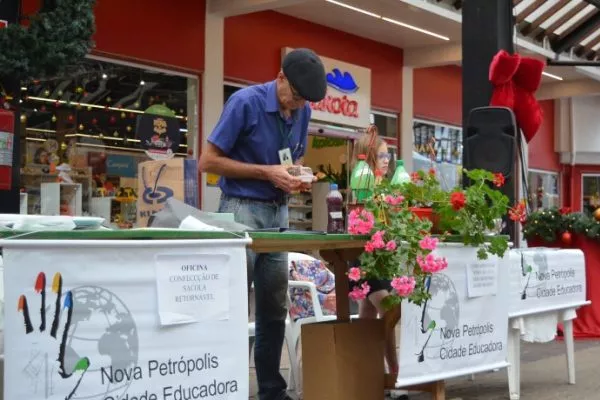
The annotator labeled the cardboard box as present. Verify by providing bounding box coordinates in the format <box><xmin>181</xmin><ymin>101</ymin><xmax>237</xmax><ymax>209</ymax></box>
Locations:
<box><xmin>302</xmin><ymin>319</ymin><xmax>384</xmax><ymax>400</ymax></box>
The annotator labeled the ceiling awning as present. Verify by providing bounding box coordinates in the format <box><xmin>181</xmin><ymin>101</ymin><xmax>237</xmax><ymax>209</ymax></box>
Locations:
<box><xmin>437</xmin><ymin>0</ymin><xmax>600</xmax><ymax>61</ymax></box>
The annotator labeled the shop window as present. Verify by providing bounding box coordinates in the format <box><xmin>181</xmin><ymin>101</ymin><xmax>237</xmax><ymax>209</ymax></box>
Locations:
<box><xmin>528</xmin><ymin>170</ymin><xmax>559</xmax><ymax>212</ymax></box>
<box><xmin>413</xmin><ymin>120</ymin><xmax>463</xmax><ymax>165</ymax></box>
<box><xmin>413</xmin><ymin>120</ymin><xmax>462</xmax><ymax>190</ymax></box>
<box><xmin>370</xmin><ymin>111</ymin><xmax>398</xmax><ymax>139</ymax></box>
<box><xmin>582</xmin><ymin>175</ymin><xmax>600</xmax><ymax>216</ymax></box>
<box><xmin>224</xmin><ymin>83</ymin><xmax>245</xmax><ymax>104</ymax></box>
<box><xmin>19</xmin><ymin>58</ymin><xmax>198</xmax><ymax>226</ymax></box>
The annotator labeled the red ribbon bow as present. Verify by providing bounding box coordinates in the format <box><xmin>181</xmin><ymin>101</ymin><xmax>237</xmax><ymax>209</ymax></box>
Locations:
<box><xmin>489</xmin><ymin>50</ymin><xmax>545</xmax><ymax>143</ymax></box>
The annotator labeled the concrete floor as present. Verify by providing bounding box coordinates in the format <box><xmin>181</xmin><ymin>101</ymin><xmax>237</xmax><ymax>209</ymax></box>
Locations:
<box><xmin>248</xmin><ymin>334</ymin><xmax>600</xmax><ymax>399</ymax></box>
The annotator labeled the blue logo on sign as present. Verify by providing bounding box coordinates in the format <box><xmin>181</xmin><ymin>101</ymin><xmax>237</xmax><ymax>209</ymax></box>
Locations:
<box><xmin>326</xmin><ymin>68</ymin><xmax>359</xmax><ymax>94</ymax></box>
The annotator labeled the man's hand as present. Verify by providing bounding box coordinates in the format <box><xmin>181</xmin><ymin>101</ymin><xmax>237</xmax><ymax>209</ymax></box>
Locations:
<box><xmin>266</xmin><ymin>165</ymin><xmax>303</xmax><ymax>193</ymax></box>
<box><xmin>298</xmin><ymin>175</ymin><xmax>317</xmax><ymax>192</ymax></box>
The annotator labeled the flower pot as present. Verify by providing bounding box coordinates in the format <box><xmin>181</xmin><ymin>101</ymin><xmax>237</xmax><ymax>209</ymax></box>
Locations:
<box><xmin>410</xmin><ymin>207</ymin><xmax>441</xmax><ymax>233</ymax></box>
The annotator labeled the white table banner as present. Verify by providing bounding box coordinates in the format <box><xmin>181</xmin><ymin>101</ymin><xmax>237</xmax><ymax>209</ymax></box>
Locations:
<box><xmin>2</xmin><ymin>238</ymin><xmax>250</xmax><ymax>400</ymax></box>
<box><xmin>397</xmin><ymin>244</ymin><xmax>510</xmax><ymax>387</ymax></box>
<box><xmin>508</xmin><ymin>248</ymin><xmax>587</xmax><ymax>318</ymax></box>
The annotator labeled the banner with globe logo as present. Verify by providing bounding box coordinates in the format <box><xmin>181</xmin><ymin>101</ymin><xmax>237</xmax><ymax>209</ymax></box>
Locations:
<box><xmin>2</xmin><ymin>238</ymin><xmax>250</xmax><ymax>400</ymax></box>
<box><xmin>397</xmin><ymin>245</ymin><xmax>510</xmax><ymax>387</ymax></box>
<box><xmin>508</xmin><ymin>248</ymin><xmax>587</xmax><ymax>318</ymax></box>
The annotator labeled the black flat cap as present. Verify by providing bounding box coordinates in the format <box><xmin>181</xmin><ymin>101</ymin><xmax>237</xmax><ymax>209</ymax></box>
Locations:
<box><xmin>282</xmin><ymin>48</ymin><xmax>327</xmax><ymax>102</ymax></box>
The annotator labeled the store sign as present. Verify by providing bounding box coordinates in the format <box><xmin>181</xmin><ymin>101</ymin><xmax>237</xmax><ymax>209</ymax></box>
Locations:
<box><xmin>282</xmin><ymin>48</ymin><xmax>372</xmax><ymax>128</ymax></box>
<box><xmin>106</xmin><ymin>154</ymin><xmax>136</xmax><ymax>178</ymax></box>
<box><xmin>397</xmin><ymin>245</ymin><xmax>509</xmax><ymax>387</ymax></box>
<box><xmin>2</xmin><ymin>238</ymin><xmax>250</xmax><ymax>400</ymax></box>
<box><xmin>508</xmin><ymin>248</ymin><xmax>587</xmax><ymax>318</ymax></box>
<box><xmin>136</xmin><ymin>105</ymin><xmax>181</xmax><ymax>161</ymax></box>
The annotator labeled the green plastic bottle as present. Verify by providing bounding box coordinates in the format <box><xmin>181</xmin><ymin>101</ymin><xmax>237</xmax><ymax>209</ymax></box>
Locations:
<box><xmin>350</xmin><ymin>154</ymin><xmax>375</xmax><ymax>202</ymax></box>
<box><xmin>391</xmin><ymin>160</ymin><xmax>411</xmax><ymax>185</ymax></box>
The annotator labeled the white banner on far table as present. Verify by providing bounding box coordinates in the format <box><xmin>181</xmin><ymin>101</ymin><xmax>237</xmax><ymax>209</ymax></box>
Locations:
<box><xmin>397</xmin><ymin>245</ymin><xmax>510</xmax><ymax>388</ymax></box>
<box><xmin>1</xmin><ymin>238</ymin><xmax>250</xmax><ymax>400</ymax></box>
<box><xmin>508</xmin><ymin>248</ymin><xmax>587</xmax><ymax>318</ymax></box>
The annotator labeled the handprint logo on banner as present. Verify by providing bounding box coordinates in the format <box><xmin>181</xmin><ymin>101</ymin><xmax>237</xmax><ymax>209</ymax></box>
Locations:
<box><xmin>18</xmin><ymin>272</ymin><xmax>90</xmax><ymax>400</ymax></box>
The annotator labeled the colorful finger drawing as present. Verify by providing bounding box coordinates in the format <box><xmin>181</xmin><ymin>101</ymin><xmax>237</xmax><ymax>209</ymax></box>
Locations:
<box><xmin>18</xmin><ymin>272</ymin><xmax>91</xmax><ymax>400</ymax></box>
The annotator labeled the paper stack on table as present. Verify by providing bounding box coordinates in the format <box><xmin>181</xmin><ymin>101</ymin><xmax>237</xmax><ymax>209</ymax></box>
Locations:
<box><xmin>179</xmin><ymin>216</ymin><xmax>224</xmax><ymax>231</ymax></box>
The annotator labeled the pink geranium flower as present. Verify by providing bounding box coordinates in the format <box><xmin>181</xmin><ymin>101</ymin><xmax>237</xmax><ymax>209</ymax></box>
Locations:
<box><xmin>348</xmin><ymin>208</ymin><xmax>375</xmax><ymax>235</ymax></box>
<box><xmin>391</xmin><ymin>276</ymin><xmax>416</xmax><ymax>297</ymax></box>
<box><xmin>384</xmin><ymin>195</ymin><xmax>405</xmax><ymax>206</ymax></box>
<box><xmin>416</xmin><ymin>253</ymin><xmax>448</xmax><ymax>273</ymax></box>
<box><xmin>364</xmin><ymin>230</ymin><xmax>386</xmax><ymax>252</ymax></box>
<box><xmin>385</xmin><ymin>240</ymin><xmax>397</xmax><ymax>251</ymax></box>
<box><xmin>349</xmin><ymin>282</ymin><xmax>371</xmax><ymax>301</ymax></box>
<box><xmin>419</xmin><ymin>236</ymin><xmax>439</xmax><ymax>251</ymax></box>
<box><xmin>348</xmin><ymin>267</ymin><xmax>362</xmax><ymax>282</ymax></box>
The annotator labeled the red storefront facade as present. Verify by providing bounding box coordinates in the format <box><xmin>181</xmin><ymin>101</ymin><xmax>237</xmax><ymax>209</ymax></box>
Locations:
<box><xmin>15</xmin><ymin>2</ymin><xmax>565</xmax><ymax>215</ymax></box>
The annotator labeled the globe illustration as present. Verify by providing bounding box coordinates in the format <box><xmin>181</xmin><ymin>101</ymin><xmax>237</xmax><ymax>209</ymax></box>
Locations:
<box><xmin>522</xmin><ymin>251</ymin><xmax>548</xmax><ymax>299</ymax></box>
<box><xmin>64</xmin><ymin>286</ymin><xmax>139</xmax><ymax>400</ymax></box>
<box><xmin>421</xmin><ymin>273</ymin><xmax>460</xmax><ymax>361</ymax></box>
<box><xmin>532</xmin><ymin>251</ymin><xmax>549</xmax><ymax>274</ymax></box>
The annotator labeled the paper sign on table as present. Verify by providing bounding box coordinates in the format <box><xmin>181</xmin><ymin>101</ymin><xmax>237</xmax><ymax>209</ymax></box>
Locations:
<box><xmin>155</xmin><ymin>253</ymin><xmax>230</xmax><ymax>326</ymax></box>
<box><xmin>466</xmin><ymin>261</ymin><xmax>498</xmax><ymax>298</ymax></box>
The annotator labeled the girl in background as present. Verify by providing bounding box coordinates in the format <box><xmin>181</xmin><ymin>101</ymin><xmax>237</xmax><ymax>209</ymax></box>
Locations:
<box><xmin>351</xmin><ymin>125</ymin><xmax>399</xmax><ymax>376</ymax></box>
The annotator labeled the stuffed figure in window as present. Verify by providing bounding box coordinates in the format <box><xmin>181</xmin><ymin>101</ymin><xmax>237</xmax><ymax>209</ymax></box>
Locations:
<box><xmin>489</xmin><ymin>50</ymin><xmax>545</xmax><ymax>143</ymax></box>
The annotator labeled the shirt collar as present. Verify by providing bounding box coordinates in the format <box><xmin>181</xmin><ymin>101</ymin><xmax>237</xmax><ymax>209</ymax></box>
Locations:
<box><xmin>265</xmin><ymin>80</ymin><xmax>279</xmax><ymax>113</ymax></box>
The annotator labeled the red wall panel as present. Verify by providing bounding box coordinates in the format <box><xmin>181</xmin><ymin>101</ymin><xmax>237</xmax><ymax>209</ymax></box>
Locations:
<box><xmin>528</xmin><ymin>100</ymin><xmax>559</xmax><ymax>172</ymax></box>
<box><xmin>414</xmin><ymin>66</ymin><xmax>462</xmax><ymax>126</ymax></box>
<box><xmin>224</xmin><ymin>11</ymin><xmax>403</xmax><ymax>112</ymax></box>
<box><xmin>22</xmin><ymin>0</ymin><xmax>206</xmax><ymax>72</ymax></box>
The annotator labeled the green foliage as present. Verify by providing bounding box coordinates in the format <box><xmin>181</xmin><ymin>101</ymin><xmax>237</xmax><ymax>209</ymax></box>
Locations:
<box><xmin>436</xmin><ymin>169</ymin><xmax>510</xmax><ymax>259</ymax></box>
<box><xmin>358</xmin><ymin>181</ymin><xmax>436</xmax><ymax>308</ymax></box>
<box><xmin>398</xmin><ymin>169</ymin><xmax>447</xmax><ymax>208</ymax></box>
<box><xmin>0</xmin><ymin>0</ymin><xmax>96</xmax><ymax>79</ymax></box>
<box><xmin>521</xmin><ymin>207</ymin><xmax>563</xmax><ymax>243</ymax></box>
<box><xmin>356</xmin><ymin>168</ymin><xmax>511</xmax><ymax>310</ymax></box>
<box><xmin>523</xmin><ymin>207</ymin><xmax>600</xmax><ymax>243</ymax></box>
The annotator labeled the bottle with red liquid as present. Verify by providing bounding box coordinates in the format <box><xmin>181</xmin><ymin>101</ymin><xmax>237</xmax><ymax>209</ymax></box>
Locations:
<box><xmin>326</xmin><ymin>183</ymin><xmax>345</xmax><ymax>233</ymax></box>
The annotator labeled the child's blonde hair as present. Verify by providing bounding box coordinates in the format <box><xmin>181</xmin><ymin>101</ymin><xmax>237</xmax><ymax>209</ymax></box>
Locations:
<box><xmin>353</xmin><ymin>124</ymin><xmax>383</xmax><ymax>173</ymax></box>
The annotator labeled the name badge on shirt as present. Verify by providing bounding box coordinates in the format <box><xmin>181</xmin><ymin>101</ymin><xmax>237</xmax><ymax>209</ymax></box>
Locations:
<box><xmin>278</xmin><ymin>148</ymin><xmax>293</xmax><ymax>166</ymax></box>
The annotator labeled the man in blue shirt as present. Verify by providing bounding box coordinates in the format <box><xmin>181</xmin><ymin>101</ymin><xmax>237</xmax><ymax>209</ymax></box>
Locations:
<box><xmin>199</xmin><ymin>48</ymin><xmax>326</xmax><ymax>400</ymax></box>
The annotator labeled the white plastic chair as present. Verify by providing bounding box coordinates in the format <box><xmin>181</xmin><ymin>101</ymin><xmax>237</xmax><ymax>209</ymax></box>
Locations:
<box><xmin>248</xmin><ymin>252</ymin><xmax>356</xmax><ymax>398</ymax></box>
<box><xmin>286</xmin><ymin>252</ymin><xmax>360</xmax><ymax>398</ymax></box>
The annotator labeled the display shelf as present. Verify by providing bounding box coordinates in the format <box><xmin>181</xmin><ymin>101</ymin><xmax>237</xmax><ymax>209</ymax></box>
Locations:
<box><xmin>289</xmin><ymin>191</ymin><xmax>313</xmax><ymax>231</ymax></box>
<box><xmin>19</xmin><ymin>193</ymin><xmax>28</xmax><ymax>215</ymax></box>
<box><xmin>41</xmin><ymin>182</ymin><xmax>82</xmax><ymax>216</ymax></box>
<box><xmin>21</xmin><ymin>166</ymin><xmax>92</xmax><ymax>215</ymax></box>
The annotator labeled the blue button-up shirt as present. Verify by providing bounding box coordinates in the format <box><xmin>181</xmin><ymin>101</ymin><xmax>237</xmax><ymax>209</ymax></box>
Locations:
<box><xmin>207</xmin><ymin>80</ymin><xmax>311</xmax><ymax>201</ymax></box>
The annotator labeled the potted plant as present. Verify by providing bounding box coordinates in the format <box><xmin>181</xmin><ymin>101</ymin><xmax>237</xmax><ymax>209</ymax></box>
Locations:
<box><xmin>394</xmin><ymin>168</ymin><xmax>447</xmax><ymax>231</ymax></box>
<box><xmin>347</xmin><ymin>190</ymin><xmax>446</xmax><ymax>309</ymax></box>
<box><xmin>347</xmin><ymin>168</ymin><xmax>515</xmax><ymax>308</ymax></box>
<box><xmin>436</xmin><ymin>169</ymin><xmax>511</xmax><ymax>259</ymax></box>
